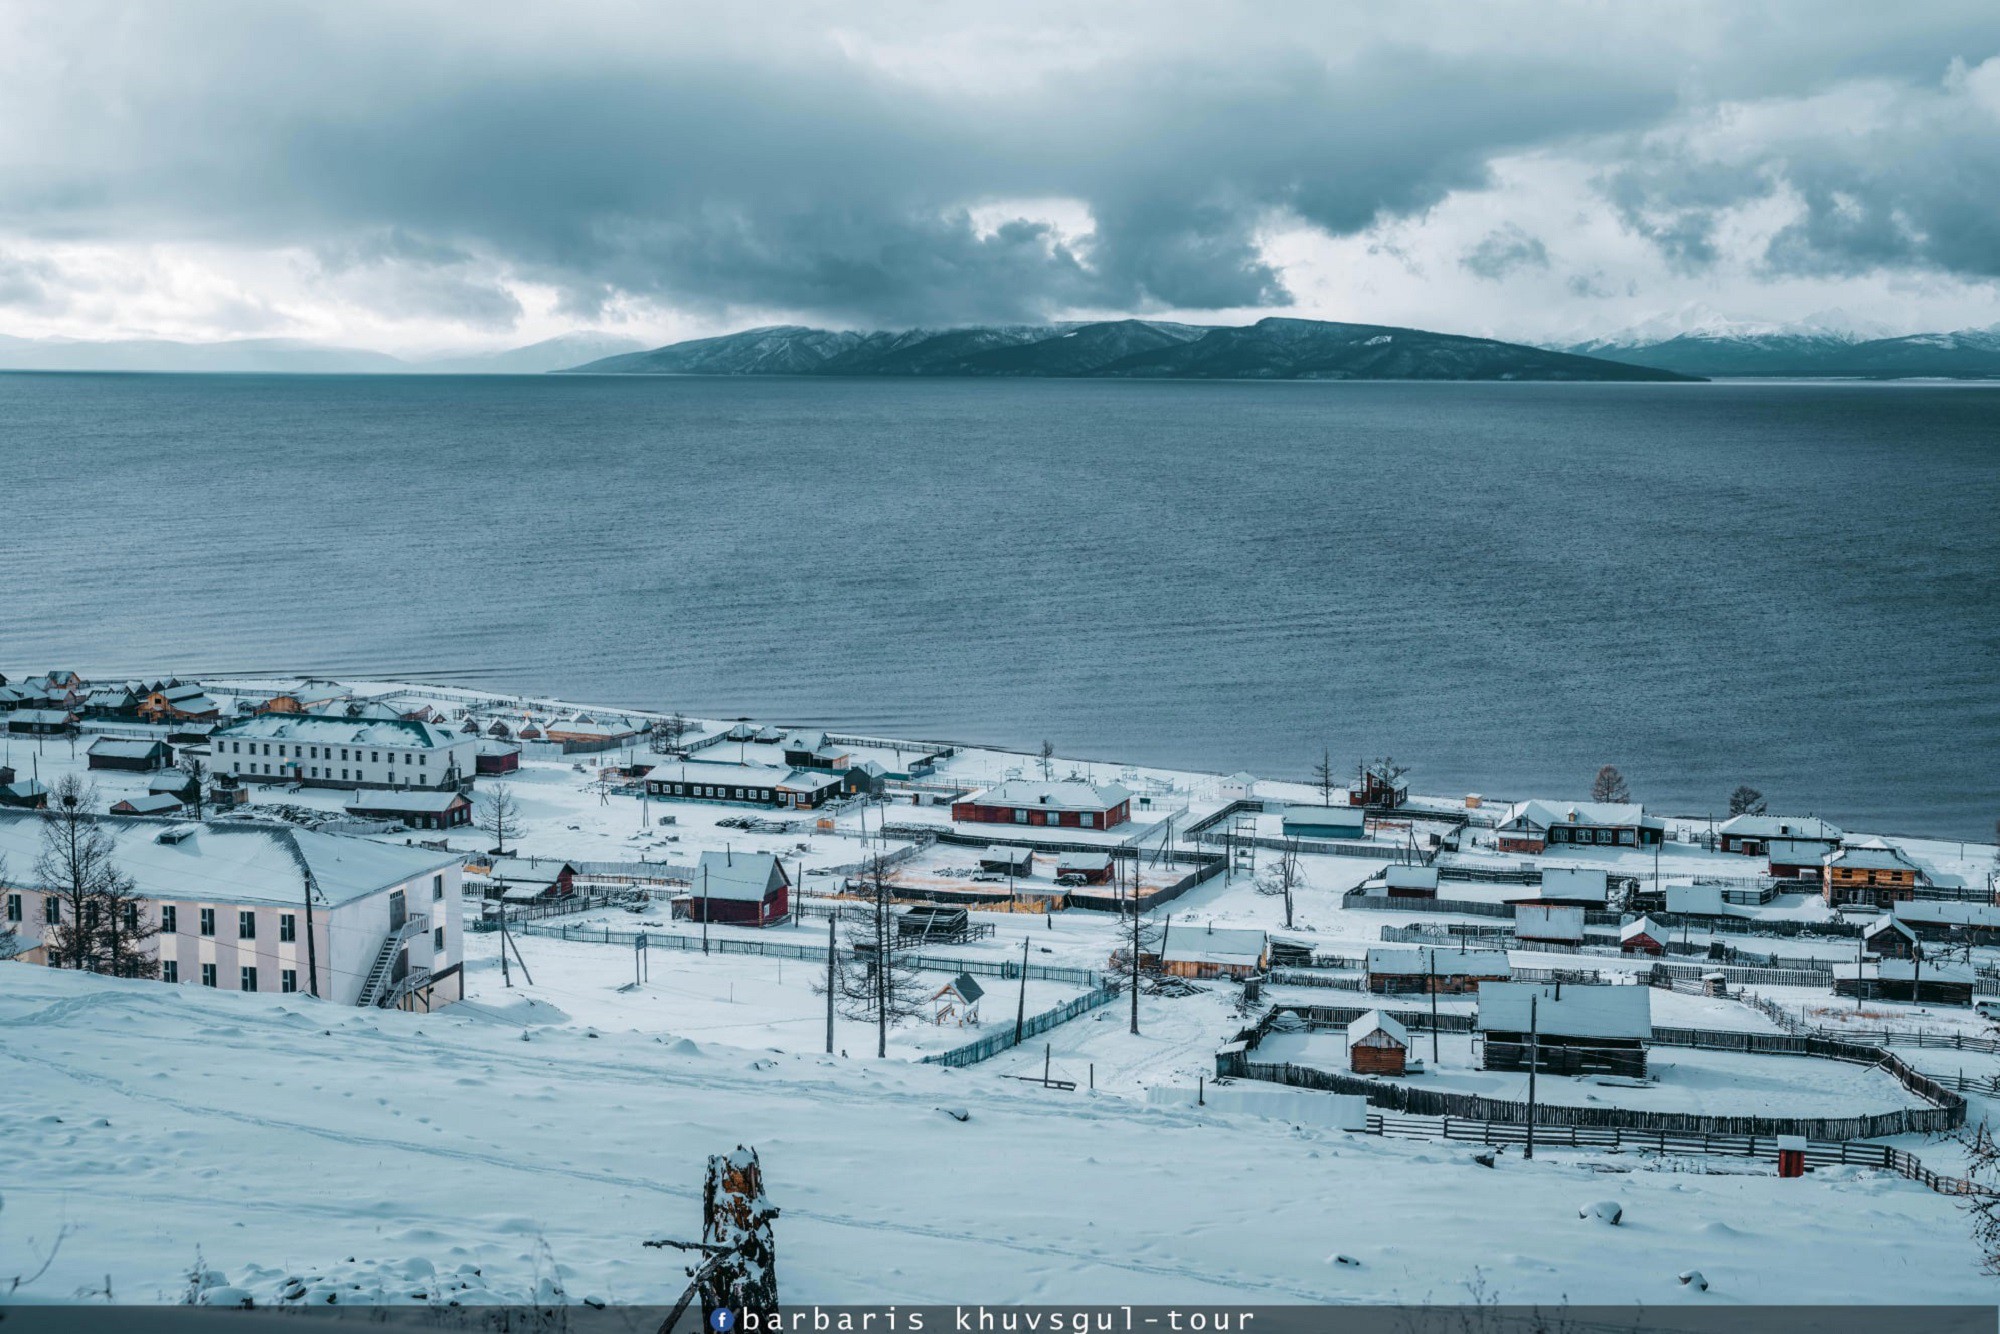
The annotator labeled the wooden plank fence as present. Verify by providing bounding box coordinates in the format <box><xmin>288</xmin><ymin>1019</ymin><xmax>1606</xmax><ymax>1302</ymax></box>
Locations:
<box><xmin>920</xmin><ymin>984</ymin><xmax>1120</xmax><ymax>1068</ymax></box>
<box><xmin>1357</xmin><ymin>1113</ymin><xmax>1991</xmax><ymax>1197</ymax></box>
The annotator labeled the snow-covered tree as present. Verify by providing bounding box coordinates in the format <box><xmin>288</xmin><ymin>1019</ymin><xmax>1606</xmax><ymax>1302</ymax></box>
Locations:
<box><xmin>477</xmin><ymin>783</ymin><xmax>521</xmax><ymax>855</ymax></box>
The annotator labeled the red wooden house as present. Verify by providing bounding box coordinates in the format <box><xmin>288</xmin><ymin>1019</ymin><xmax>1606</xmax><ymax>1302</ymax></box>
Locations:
<box><xmin>693</xmin><ymin>850</ymin><xmax>791</xmax><ymax>927</ymax></box>
<box><xmin>1618</xmin><ymin>916</ymin><xmax>1666</xmax><ymax>956</ymax></box>
<box><xmin>952</xmin><ymin>779</ymin><xmax>1132</xmax><ymax>831</ymax></box>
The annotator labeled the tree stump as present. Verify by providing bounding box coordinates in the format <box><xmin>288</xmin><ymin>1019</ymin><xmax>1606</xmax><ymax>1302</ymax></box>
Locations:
<box><xmin>701</xmin><ymin>1147</ymin><xmax>779</xmax><ymax>1320</ymax></box>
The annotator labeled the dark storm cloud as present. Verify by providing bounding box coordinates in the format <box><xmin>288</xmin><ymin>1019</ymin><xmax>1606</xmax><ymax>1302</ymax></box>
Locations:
<box><xmin>1461</xmin><ymin>225</ymin><xmax>1551</xmax><ymax>280</ymax></box>
<box><xmin>4</xmin><ymin>3</ymin><xmax>2000</xmax><ymax>326</ymax></box>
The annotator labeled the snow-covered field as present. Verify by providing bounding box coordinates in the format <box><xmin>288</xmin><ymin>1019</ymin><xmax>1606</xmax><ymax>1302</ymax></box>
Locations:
<box><xmin>7</xmin><ymin>674</ymin><xmax>2000</xmax><ymax>1303</ymax></box>
<box><xmin>4</xmin><ymin>966</ymin><xmax>1991</xmax><ymax>1306</ymax></box>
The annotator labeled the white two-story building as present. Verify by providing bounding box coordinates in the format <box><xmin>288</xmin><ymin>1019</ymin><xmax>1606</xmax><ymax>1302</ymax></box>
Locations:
<box><xmin>0</xmin><ymin>811</ymin><xmax>467</xmax><ymax>1010</ymax></box>
<box><xmin>210</xmin><ymin>714</ymin><xmax>477</xmax><ymax>791</ymax></box>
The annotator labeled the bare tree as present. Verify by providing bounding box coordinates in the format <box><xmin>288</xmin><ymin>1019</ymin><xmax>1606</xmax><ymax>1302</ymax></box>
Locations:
<box><xmin>1591</xmin><ymin>765</ymin><xmax>1631</xmax><ymax>804</ymax></box>
<box><xmin>1038</xmin><ymin>740</ymin><xmax>1055</xmax><ymax>781</ymax></box>
<box><xmin>477</xmin><ymin>783</ymin><xmax>522</xmax><ymax>855</ymax></box>
<box><xmin>825</xmin><ymin>849</ymin><xmax>923</xmax><ymax>1055</ymax></box>
<box><xmin>650</xmin><ymin>712</ymin><xmax>693</xmax><ymax>755</ymax></box>
<box><xmin>181</xmin><ymin>756</ymin><xmax>209</xmax><ymax>818</ymax></box>
<box><xmin>1255</xmin><ymin>838</ymin><xmax>1305</xmax><ymax>930</ymax></box>
<box><xmin>1310</xmin><ymin>746</ymin><xmax>1339</xmax><ymax>807</ymax></box>
<box><xmin>0</xmin><ymin>853</ymin><xmax>16</xmax><ymax>963</ymax></box>
<box><xmin>36</xmin><ymin>776</ymin><xmax>156</xmax><ymax>976</ymax></box>
<box><xmin>1728</xmin><ymin>785</ymin><xmax>1766</xmax><ymax>817</ymax></box>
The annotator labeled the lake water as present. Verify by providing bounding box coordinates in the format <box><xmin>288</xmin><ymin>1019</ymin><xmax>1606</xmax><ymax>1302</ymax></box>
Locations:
<box><xmin>3</xmin><ymin>372</ymin><xmax>1996</xmax><ymax>837</ymax></box>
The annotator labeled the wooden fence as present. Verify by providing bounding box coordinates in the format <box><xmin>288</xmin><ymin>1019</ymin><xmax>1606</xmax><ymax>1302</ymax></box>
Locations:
<box><xmin>1744</xmin><ymin>992</ymin><xmax>2000</xmax><ymax>1054</ymax></box>
<box><xmin>1357</xmin><ymin>1114</ymin><xmax>1991</xmax><ymax>1197</ymax></box>
<box><xmin>920</xmin><ymin>984</ymin><xmax>1120</xmax><ymax>1068</ymax></box>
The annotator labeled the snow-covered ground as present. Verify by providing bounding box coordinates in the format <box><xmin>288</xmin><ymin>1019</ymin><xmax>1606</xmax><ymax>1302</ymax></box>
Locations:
<box><xmin>4</xmin><ymin>966</ymin><xmax>1992</xmax><ymax>1306</ymax></box>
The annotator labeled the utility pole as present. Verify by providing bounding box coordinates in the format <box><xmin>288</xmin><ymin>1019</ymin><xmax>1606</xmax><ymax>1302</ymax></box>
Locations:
<box><xmin>301</xmin><ymin>868</ymin><xmax>323</xmax><ymax>999</ymax></box>
<box><xmin>1855</xmin><ymin>919</ymin><xmax>1865</xmax><ymax>1012</ymax></box>
<box><xmin>1523</xmin><ymin>993</ymin><xmax>1540</xmax><ymax>1160</ymax></box>
<box><xmin>1428</xmin><ymin>947</ymin><xmax>1440</xmax><ymax>1065</ymax></box>
<box><xmin>1014</xmin><ymin>936</ymin><xmax>1030</xmax><ymax>1044</ymax></box>
<box><xmin>701</xmin><ymin>864</ymin><xmax>710</xmax><ymax>956</ymax></box>
<box><xmin>1128</xmin><ymin>859</ymin><xmax>1141</xmax><ymax>1036</ymax></box>
<box><xmin>825</xmin><ymin>911</ymin><xmax>836</xmax><ymax>1055</ymax></box>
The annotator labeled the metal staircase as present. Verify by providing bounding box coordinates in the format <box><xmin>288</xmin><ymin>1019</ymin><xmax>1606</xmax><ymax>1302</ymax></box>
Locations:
<box><xmin>354</xmin><ymin>912</ymin><xmax>429</xmax><ymax>1007</ymax></box>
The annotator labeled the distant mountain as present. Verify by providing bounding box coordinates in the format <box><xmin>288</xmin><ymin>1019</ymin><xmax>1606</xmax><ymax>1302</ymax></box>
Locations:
<box><xmin>0</xmin><ymin>335</ymin><xmax>409</xmax><ymax>374</ymax></box>
<box><xmin>562</xmin><ymin>318</ymin><xmax>1699</xmax><ymax>382</ymax></box>
<box><xmin>1568</xmin><ymin>329</ymin><xmax>2000</xmax><ymax>379</ymax></box>
<box><xmin>414</xmin><ymin>331</ymin><xmax>648</xmax><ymax>374</ymax></box>
<box><xmin>0</xmin><ymin>330</ymin><xmax>649</xmax><ymax>375</ymax></box>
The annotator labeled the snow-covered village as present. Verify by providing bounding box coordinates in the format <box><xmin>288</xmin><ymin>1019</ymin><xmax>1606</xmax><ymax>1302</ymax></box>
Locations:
<box><xmin>4</xmin><ymin>667</ymin><xmax>2000</xmax><ymax>1309</ymax></box>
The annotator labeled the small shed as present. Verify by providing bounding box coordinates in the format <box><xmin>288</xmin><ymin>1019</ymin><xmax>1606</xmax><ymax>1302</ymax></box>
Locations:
<box><xmin>1833</xmin><ymin>959</ymin><xmax>1973</xmax><ymax>1006</ymax></box>
<box><xmin>898</xmin><ymin>905</ymin><xmax>971</xmax><ymax>941</ymax></box>
<box><xmin>1384</xmin><ymin>865</ymin><xmax>1440</xmax><ymax>898</ymax></box>
<box><xmin>1055</xmin><ymin>851</ymin><xmax>1114</xmax><ymax>885</ymax></box>
<box><xmin>1664</xmin><ymin>884</ymin><xmax>1732</xmax><ymax>919</ymax></box>
<box><xmin>486</xmin><ymin>857</ymin><xmax>578</xmax><ymax>900</ymax></box>
<box><xmin>86</xmin><ymin>737</ymin><xmax>174</xmax><ymax>772</ymax></box>
<box><xmin>1618</xmin><ymin>916</ymin><xmax>1666</xmax><ymax>956</ymax></box>
<box><xmin>1861</xmin><ymin>915</ymin><xmax>1919</xmax><ymax>960</ymax></box>
<box><xmin>978</xmin><ymin>845</ymin><xmax>1035</xmax><ymax>877</ymax></box>
<box><xmin>475</xmin><ymin>739</ymin><xmax>522</xmax><ymax>775</ymax></box>
<box><xmin>1514</xmin><ymin>903</ymin><xmax>1585</xmax><ymax>945</ymax></box>
<box><xmin>1365</xmin><ymin>947</ymin><xmax>1510</xmax><ymax>995</ymax></box>
<box><xmin>693</xmin><ymin>850</ymin><xmax>791</xmax><ymax>927</ymax></box>
<box><xmin>1346</xmin><ymin>1010</ymin><xmax>1410</xmax><ymax>1076</ymax></box>
<box><xmin>110</xmin><ymin>792</ymin><xmax>185</xmax><ymax>816</ymax></box>
<box><xmin>149</xmin><ymin>768</ymin><xmax>201</xmax><ymax>803</ymax></box>
<box><xmin>1280</xmin><ymin>804</ymin><xmax>1366</xmax><ymax>840</ymax></box>
<box><xmin>344</xmin><ymin>788</ymin><xmax>473</xmax><ymax>830</ymax></box>
<box><xmin>1477</xmin><ymin>982</ymin><xmax>1652</xmax><ymax>1077</ymax></box>
<box><xmin>1157</xmin><ymin>924</ymin><xmax>1268</xmax><ymax>979</ymax></box>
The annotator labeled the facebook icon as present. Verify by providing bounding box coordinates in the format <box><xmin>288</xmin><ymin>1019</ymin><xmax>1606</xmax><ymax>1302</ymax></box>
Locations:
<box><xmin>710</xmin><ymin>1311</ymin><xmax>735</xmax><ymax>1332</ymax></box>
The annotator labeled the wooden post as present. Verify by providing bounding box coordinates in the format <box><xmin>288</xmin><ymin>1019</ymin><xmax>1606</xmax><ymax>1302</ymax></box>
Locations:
<box><xmin>700</xmin><ymin>1147</ymin><xmax>779</xmax><ymax>1321</ymax></box>
<box><xmin>1524</xmin><ymin>994</ymin><xmax>1539</xmax><ymax>1160</ymax></box>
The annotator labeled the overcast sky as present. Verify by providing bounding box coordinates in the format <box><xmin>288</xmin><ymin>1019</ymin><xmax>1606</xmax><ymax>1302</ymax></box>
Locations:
<box><xmin>5</xmin><ymin>1</ymin><xmax>2000</xmax><ymax>352</ymax></box>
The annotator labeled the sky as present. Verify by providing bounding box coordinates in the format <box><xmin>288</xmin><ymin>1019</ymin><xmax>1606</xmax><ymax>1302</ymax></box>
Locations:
<box><xmin>4</xmin><ymin>2</ymin><xmax>2000</xmax><ymax>353</ymax></box>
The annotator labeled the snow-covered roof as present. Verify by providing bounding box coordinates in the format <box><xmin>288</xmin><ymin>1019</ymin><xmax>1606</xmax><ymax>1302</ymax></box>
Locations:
<box><xmin>1835</xmin><ymin>959</ymin><xmax>1974</xmax><ymax>984</ymax></box>
<box><xmin>1718</xmin><ymin>814</ymin><xmax>1842</xmax><ymax>842</ymax></box>
<box><xmin>9</xmin><ymin>709</ymin><xmax>76</xmax><ymax>725</ymax></box>
<box><xmin>1159</xmin><ymin>925</ymin><xmax>1265</xmax><ymax>967</ymax></box>
<box><xmin>1476</xmin><ymin>982</ymin><xmax>1652</xmax><ymax>1039</ymax></box>
<box><xmin>87</xmin><ymin>737</ymin><xmax>170</xmax><ymax>760</ymax></box>
<box><xmin>1534</xmin><ymin>866</ymin><xmax>1610</xmax><ymax>904</ymax></box>
<box><xmin>344</xmin><ymin>789</ymin><xmax>468</xmax><ymax>814</ymax></box>
<box><xmin>647</xmin><ymin>759</ymin><xmax>789</xmax><ymax>785</ymax></box>
<box><xmin>1893</xmin><ymin>900</ymin><xmax>2000</xmax><ymax>929</ymax></box>
<box><xmin>1347</xmin><ymin>1009</ymin><xmax>1409</xmax><ymax>1047</ymax></box>
<box><xmin>1384</xmin><ymin>865</ymin><xmax>1439</xmax><ymax>890</ymax></box>
<box><xmin>1862</xmin><ymin>915</ymin><xmax>1917</xmax><ymax>939</ymax></box>
<box><xmin>216</xmin><ymin>713</ymin><xmax>462</xmax><ymax>749</ymax></box>
<box><xmin>0</xmin><ymin>811</ymin><xmax>462</xmax><ymax>909</ymax></box>
<box><xmin>1619</xmin><ymin>915</ymin><xmax>1662</xmax><ymax>942</ymax></box>
<box><xmin>1056</xmin><ymin>851</ymin><xmax>1113</xmax><ymax>872</ymax></box>
<box><xmin>1766</xmin><ymin>838</ymin><xmax>1835</xmax><ymax>863</ymax></box>
<box><xmin>475</xmin><ymin>738</ymin><xmax>521</xmax><ymax>756</ymax></box>
<box><xmin>485</xmin><ymin>856</ymin><xmax>574</xmax><ymax>887</ymax></box>
<box><xmin>1500</xmin><ymin>800</ymin><xmax>1657</xmax><ymax>831</ymax></box>
<box><xmin>776</xmin><ymin>769</ymin><xmax>842</xmax><ymax>794</ymax></box>
<box><xmin>1664</xmin><ymin>884</ymin><xmax>1729</xmax><ymax>916</ymax></box>
<box><xmin>113</xmin><ymin>793</ymin><xmax>184</xmax><ymax>815</ymax></box>
<box><xmin>1826</xmin><ymin>841</ymin><xmax>1922</xmax><ymax>873</ymax></box>
<box><xmin>694</xmin><ymin>850</ymin><xmax>787</xmax><ymax>902</ymax></box>
<box><xmin>147</xmin><ymin>769</ymin><xmax>196</xmax><ymax>793</ymax></box>
<box><xmin>1366</xmin><ymin>947</ymin><xmax>1510</xmax><ymax>978</ymax></box>
<box><xmin>964</xmin><ymin>779</ymin><xmax>1132</xmax><ymax>813</ymax></box>
<box><xmin>1514</xmin><ymin>904</ymin><xmax>1585</xmax><ymax>938</ymax></box>
<box><xmin>1280</xmin><ymin>804</ymin><xmax>1365</xmax><ymax>828</ymax></box>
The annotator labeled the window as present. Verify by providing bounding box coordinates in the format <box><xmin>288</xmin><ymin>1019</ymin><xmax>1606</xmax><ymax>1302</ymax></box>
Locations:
<box><xmin>432</xmin><ymin>874</ymin><xmax>444</xmax><ymax>901</ymax></box>
<box><xmin>231</xmin><ymin>741</ymin><xmax>240</xmax><ymax>754</ymax></box>
<box><xmin>238</xmin><ymin>910</ymin><xmax>256</xmax><ymax>939</ymax></box>
<box><xmin>276</xmin><ymin>745</ymin><xmax>286</xmax><ymax>758</ymax></box>
<box><xmin>279</xmin><ymin>913</ymin><xmax>296</xmax><ymax>942</ymax></box>
<box><xmin>1080</xmin><ymin>813</ymin><xmax>1095</xmax><ymax>828</ymax></box>
<box><xmin>45</xmin><ymin>896</ymin><xmax>59</xmax><ymax>923</ymax></box>
<box><xmin>371</xmin><ymin>751</ymin><xmax>379</xmax><ymax>763</ymax></box>
<box><xmin>419</xmin><ymin>753</ymin><xmax>426</xmax><ymax>766</ymax></box>
<box><xmin>163</xmin><ymin>960</ymin><xmax>179</xmax><ymax>983</ymax></box>
<box><xmin>123</xmin><ymin>903</ymin><xmax>138</xmax><ymax>930</ymax></box>
<box><xmin>199</xmin><ymin>907</ymin><xmax>215</xmax><ymax>936</ymax></box>
<box><xmin>1014</xmin><ymin>810</ymin><xmax>1028</xmax><ymax>823</ymax></box>
<box><xmin>240</xmin><ymin>965</ymin><xmax>257</xmax><ymax>991</ymax></box>
<box><xmin>200</xmin><ymin>963</ymin><xmax>217</xmax><ymax>987</ymax></box>
<box><xmin>281</xmin><ymin>969</ymin><xmax>297</xmax><ymax>994</ymax></box>
<box><xmin>309</xmin><ymin>766</ymin><xmax>318</xmax><ymax>778</ymax></box>
<box><xmin>261</xmin><ymin>743</ymin><xmax>269</xmax><ymax>756</ymax></box>
<box><xmin>4</xmin><ymin>893</ymin><xmax>18</xmax><ymax>922</ymax></box>
<box><xmin>433</xmin><ymin>925</ymin><xmax>445</xmax><ymax>951</ymax></box>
